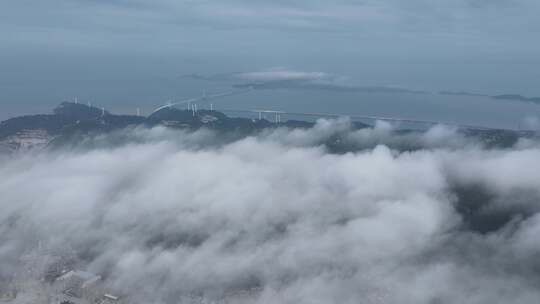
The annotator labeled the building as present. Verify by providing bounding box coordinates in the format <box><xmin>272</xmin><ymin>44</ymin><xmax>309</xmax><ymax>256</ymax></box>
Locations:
<box><xmin>52</xmin><ymin>270</ymin><xmax>102</xmax><ymax>304</ymax></box>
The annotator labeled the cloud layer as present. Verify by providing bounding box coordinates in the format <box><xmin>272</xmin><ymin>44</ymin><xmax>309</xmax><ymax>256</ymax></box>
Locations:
<box><xmin>234</xmin><ymin>68</ymin><xmax>330</xmax><ymax>82</ymax></box>
<box><xmin>2</xmin><ymin>122</ymin><xmax>540</xmax><ymax>303</ymax></box>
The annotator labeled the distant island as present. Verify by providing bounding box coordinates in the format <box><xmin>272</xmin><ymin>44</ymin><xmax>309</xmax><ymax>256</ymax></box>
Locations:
<box><xmin>185</xmin><ymin>72</ymin><xmax>540</xmax><ymax>105</ymax></box>
<box><xmin>492</xmin><ymin>94</ymin><xmax>540</xmax><ymax>104</ymax></box>
<box><xmin>439</xmin><ymin>91</ymin><xmax>488</xmax><ymax>97</ymax></box>
<box><xmin>233</xmin><ymin>82</ymin><xmax>427</xmax><ymax>94</ymax></box>
<box><xmin>182</xmin><ymin>72</ymin><xmax>427</xmax><ymax>95</ymax></box>
<box><xmin>439</xmin><ymin>91</ymin><xmax>540</xmax><ymax>104</ymax></box>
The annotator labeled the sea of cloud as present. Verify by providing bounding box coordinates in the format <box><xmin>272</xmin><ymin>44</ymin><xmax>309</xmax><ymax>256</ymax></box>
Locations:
<box><xmin>1</xmin><ymin>120</ymin><xmax>540</xmax><ymax>303</ymax></box>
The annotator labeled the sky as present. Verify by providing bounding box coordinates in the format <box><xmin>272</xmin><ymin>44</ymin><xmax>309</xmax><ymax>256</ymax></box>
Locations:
<box><xmin>1</xmin><ymin>0</ymin><xmax>540</xmax><ymax>118</ymax></box>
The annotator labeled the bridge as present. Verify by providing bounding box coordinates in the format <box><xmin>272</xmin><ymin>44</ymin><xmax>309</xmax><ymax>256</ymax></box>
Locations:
<box><xmin>151</xmin><ymin>88</ymin><xmax>253</xmax><ymax>114</ymax></box>
<box><xmin>218</xmin><ymin>109</ymin><xmax>499</xmax><ymax>131</ymax></box>
<box><xmin>151</xmin><ymin>90</ymin><xmax>501</xmax><ymax>131</ymax></box>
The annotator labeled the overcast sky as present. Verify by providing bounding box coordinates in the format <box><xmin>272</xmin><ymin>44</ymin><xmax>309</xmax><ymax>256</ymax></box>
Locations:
<box><xmin>1</xmin><ymin>0</ymin><xmax>540</xmax><ymax>117</ymax></box>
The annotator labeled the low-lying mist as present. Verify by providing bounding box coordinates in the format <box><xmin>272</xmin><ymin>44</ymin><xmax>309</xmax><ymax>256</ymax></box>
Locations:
<box><xmin>2</xmin><ymin>120</ymin><xmax>540</xmax><ymax>304</ymax></box>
